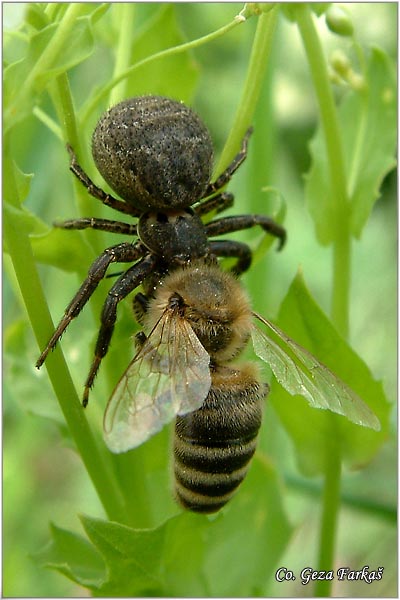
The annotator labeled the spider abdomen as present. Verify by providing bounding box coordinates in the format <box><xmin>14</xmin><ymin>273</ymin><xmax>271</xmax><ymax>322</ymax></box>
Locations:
<box><xmin>92</xmin><ymin>96</ymin><xmax>214</xmax><ymax>211</ymax></box>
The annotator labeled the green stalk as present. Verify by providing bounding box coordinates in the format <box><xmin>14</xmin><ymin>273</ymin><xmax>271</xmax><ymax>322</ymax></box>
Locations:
<box><xmin>55</xmin><ymin>75</ymin><xmax>81</xmax><ymax>154</ymax></box>
<box><xmin>295</xmin><ymin>4</ymin><xmax>350</xmax><ymax>338</ymax></box>
<box><xmin>32</xmin><ymin>107</ymin><xmax>63</xmax><ymax>140</ymax></box>
<box><xmin>332</xmin><ymin>223</ymin><xmax>351</xmax><ymax>338</ymax></box>
<box><xmin>109</xmin><ymin>3</ymin><xmax>136</xmax><ymax>106</ymax></box>
<box><xmin>284</xmin><ymin>473</ymin><xmax>396</xmax><ymax>523</ymax></box>
<box><xmin>294</xmin><ymin>6</ymin><xmax>352</xmax><ymax>595</ymax></box>
<box><xmin>315</xmin><ymin>443</ymin><xmax>341</xmax><ymax>596</ymax></box>
<box><xmin>4</xmin><ymin>154</ymin><xmax>126</xmax><ymax>524</ymax></box>
<box><xmin>214</xmin><ymin>5</ymin><xmax>280</xmax><ymax>176</ymax></box>
<box><xmin>51</xmin><ymin>73</ymin><xmax>100</xmax><ymax>225</ymax></box>
<box><xmin>47</xmin><ymin>72</ymin><xmax>103</xmax><ymax>315</ymax></box>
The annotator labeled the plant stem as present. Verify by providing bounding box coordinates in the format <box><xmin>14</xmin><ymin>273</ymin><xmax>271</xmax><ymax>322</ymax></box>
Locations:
<box><xmin>295</xmin><ymin>4</ymin><xmax>350</xmax><ymax>338</ymax></box>
<box><xmin>294</xmin><ymin>7</ymin><xmax>351</xmax><ymax>595</ymax></box>
<box><xmin>284</xmin><ymin>472</ymin><xmax>396</xmax><ymax>522</ymax></box>
<box><xmin>52</xmin><ymin>74</ymin><xmax>97</xmax><ymax>221</ymax></box>
<box><xmin>54</xmin><ymin>75</ymin><xmax>81</xmax><ymax>157</ymax></box>
<box><xmin>4</xmin><ymin>154</ymin><xmax>126</xmax><ymax>524</ymax></box>
<box><xmin>332</xmin><ymin>221</ymin><xmax>351</xmax><ymax>335</ymax></box>
<box><xmin>214</xmin><ymin>5</ymin><xmax>280</xmax><ymax>176</ymax></box>
<box><xmin>109</xmin><ymin>3</ymin><xmax>136</xmax><ymax>106</ymax></box>
<box><xmin>32</xmin><ymin>107</ymin><xmax>63</xmax><ymax>140</ymax></box>
<box><xmin>315</xmin><ymin>443</ymin><xmax>341</xmax><ymax>597</ymax></box>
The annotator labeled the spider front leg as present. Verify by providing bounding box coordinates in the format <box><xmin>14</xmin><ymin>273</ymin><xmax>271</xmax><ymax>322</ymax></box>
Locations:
<box><xmin>205</xmin><ymin>214</ymin><xmax>287</xmax><ymax>251</ymax></box>
<box><xmin>82</xmin><ymin>254</ymin><xmax>157</xmax><ymax>406</ymax></box>
<box><xmin>209</xmin><ymin>240</ymin><xmax>252</xmax><ymax>276</ymax></box>
<box><xmin>55</xmin><ymin>217</ymin><xmax>137</xmax><ymax>236</ymax></box>
<box><xmin>194</xmin><ymin>192</ymin><xmax>234</xmax><ymax>218</ymax></box>
<box><xmin>36</xmin><ymin>240</ymin><xmax>146</xmax><ymax>370</ymax></box>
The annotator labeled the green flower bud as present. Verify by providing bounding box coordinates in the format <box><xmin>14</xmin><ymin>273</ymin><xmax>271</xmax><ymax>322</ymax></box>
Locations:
<box><xmin>348</xmin><ymin>72</ymin><xmax>367</xmax><ymax>93</ymax></box>
<box><xmin>330</xmin><ymin>49</ymin><xmax>351</xmax><ymax>79</ymax></box>
<box><xmin>326</xmin><ymin>5</ymin><xmax>354</xmax><ymax>37</ymax></box>
<box><xmin>328</xmin><ymin>69</ymin><xmax>344</xmax><ymax>86</ymax></box>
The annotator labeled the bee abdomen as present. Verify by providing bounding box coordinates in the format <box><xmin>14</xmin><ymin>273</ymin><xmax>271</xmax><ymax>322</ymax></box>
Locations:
<box><xmin>174</xmin><ymin>439</ymin><xmax>257</xmax><ymax>513</ymax></box>
<box><xmin>173</xmin><ymin>365</ymin><xmax>267</xmax><ymax>513</ymax></box>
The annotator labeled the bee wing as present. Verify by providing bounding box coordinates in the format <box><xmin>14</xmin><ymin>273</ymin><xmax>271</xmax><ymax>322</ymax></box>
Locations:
<box><xmin>103</xmin><ymin>311</ymin><xmax>211</xmax><ymax>453</ymax></box>
<box><xmin>251</xmin><ymin>312</ymin><xmax>380</xmax><ymax>431</ymax></box>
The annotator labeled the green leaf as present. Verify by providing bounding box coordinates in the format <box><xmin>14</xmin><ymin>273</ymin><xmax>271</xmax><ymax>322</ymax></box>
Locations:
<box><xmin>124</xmin><ymin>5</ymin><xmax>199</xmax><ymax>101</ymax></box>
<box><xmin>3</xmin><ymin>30</ymin><xmax>29</xmax><ymax>66</ymax></box>
<box><xmin>33</xmin><ymin>20</ymin><xmax>93</xmax><ymax>87</ymax></box>
<box><xmin>203</xmin><ymin>457</ymin><xmax>293</xmax><ymax>596</ymax></box>
<box><xmin>25</xmin><ymin>3</ymin><xmax>50</xmax><ymax>31</ymax></box>
<box><xmin>305</xmin><ymin>47</ymin><xmax>396</xmax><ymax>245</ymax></box>
<box><xmin>4</xmin><ymin>319</ymin><xmax>64</xmax><ymax>426</ymax></box>
<box><xmin>268</xmin><ymin>271</ymin><xmax>391</xmax><ymax>476</ymax></box>
<box><xmin>33</xmin><ymin>522</ymin><xmax>106</xmax><ymax>589</ymax></box>
<box><xmin>29</xmin><ymin>6</ymin><xmax>109</xmax><ymax>89</ymax></box>
<box><xmin>3</xmin><ymin>204</ymin><xmax>47</xmax><ymax>237</ymax></box>
<box><xmin>346</xmin><ymin>48</ymin><xmax>397</xmax><ymax>237</ymax></box>
<box><xmin>7</xmin><ymin>163</ymin><xmax>34</xmax><ymax>205</ymax></box>
<box><xmin>4</xmin><ymin>6</ymin><xmax>108</xmax><ymax>129</ymax></box>
<box><xmin>80</xmin><ymin>513</ymin><xmax>211</xmax><ymax>596</ymax></box>
<box><xmin>40</xmin><ymin>455</ymin><xmax>291</xmax><ymax>596</ymax></box>
<box><xmin>31</xmin><ymin>228</ymin><xmax>93</xmax><ymax>273</ymax></box>
<box><xmin>3</xmin><ymin>204</ymin><xmax>91</xmax><ymax>272</ymax></box>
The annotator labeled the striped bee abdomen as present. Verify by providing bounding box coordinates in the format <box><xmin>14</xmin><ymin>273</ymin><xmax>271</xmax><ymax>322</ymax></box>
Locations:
<box><xmin>174</xmin><ymin>364</ymin><xmax>268</xmax><ymax>513</ymax></box>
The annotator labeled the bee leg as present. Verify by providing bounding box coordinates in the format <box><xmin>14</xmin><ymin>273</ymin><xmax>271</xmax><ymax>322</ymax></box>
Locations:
<box><xmin>82</xmin><ymin>254</ymin><xmax>157</xmax><ymax>406</ymax></box>
<box><xmin>66</xmin><ymin>144</ymin><xmax>141</xmax><ymax>217</ymax></box>
<box><xmin>194</xmin><ymin>192</ymin><xmax>234</xmax><ymax>217</ymax></box>
<box><xmin>133</xmin><ymin>292</ymin><xmax>149</xmax><ymax>324</ymax></box>
<box><xmin>134</xmin><ymin>330</ymin><xmax>147</xmax><ymax>350</ymax></box>
<box><xmin>203</xmin><ymin>127</ymin><xmax>253</xmax><ymax>196</ymax></box>
<box><xmin>205</xmin><ymin>214</ymin><xmax>287</xmax><ymax>251</ymax></box>
<box><xmin>36</xmin><ymin>240</ymin><xmax>146</xmax><ymax>369</ymax></box>
<box><xmin>209</xmin><ymin>240</ymin><xmax>252</xmax><ymax>276</ymax></box>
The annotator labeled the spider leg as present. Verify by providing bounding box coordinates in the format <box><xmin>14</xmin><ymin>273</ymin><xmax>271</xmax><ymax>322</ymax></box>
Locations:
<box><xmin>209</xmin><ymin>240</ymin><xmax>252</xmax><ymax>276</ymax></box>
<box><xmin>83</xmin><ymin>254</ymin><xmax>157</xmax><ymax>406</ymax></box>
<box><xmin>194</xmin><ymin>192</ymin><xmax>234</xmax><ymax>218</ymax></box>
<box><xmin>205</xmin><ymin>214</ymin><xmax>287</xmax><ymax>250</ymax></box>
<box><xmin>55</xmin><ymin>217</ymin><xmax>137</xmax><ymax>236</ymax></box>
<box><xmin>67</xmin><ymin>144</ymin><xmax>140</xmax><ymax>217</ymax></box>
<box><xmin>204</xmin><ymin>127</ymin><xmax>253</xmax><ymax>197</ymax></box>
<box><xmin>36</xmin><ymin>240</ymin><xmax>146</xmax><ymax>369</ymax></box>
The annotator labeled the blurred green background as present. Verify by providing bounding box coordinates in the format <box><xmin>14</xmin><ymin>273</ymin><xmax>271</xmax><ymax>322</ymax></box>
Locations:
<box><xmin>3</xmin><ymin>3</ymin><xmax>397</xmax><ymax>596</ymax></box>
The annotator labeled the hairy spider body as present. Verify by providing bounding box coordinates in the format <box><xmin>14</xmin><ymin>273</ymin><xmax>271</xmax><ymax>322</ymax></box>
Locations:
<box><xmin>92</xmin><ymin>95</ymin><xmax>214</xmax><ymax>210</ymax></box>
<box><xmin>36</xmin><ymin>96</ymin><xmax>286</xmax><ymax>406</ymax></box>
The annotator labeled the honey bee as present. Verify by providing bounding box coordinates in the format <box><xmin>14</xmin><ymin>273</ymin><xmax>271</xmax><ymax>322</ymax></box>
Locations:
<box><xmin>103</xmin><ymin>260</ymin><xmax>380</xmax><ymax>513</ymax></box>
